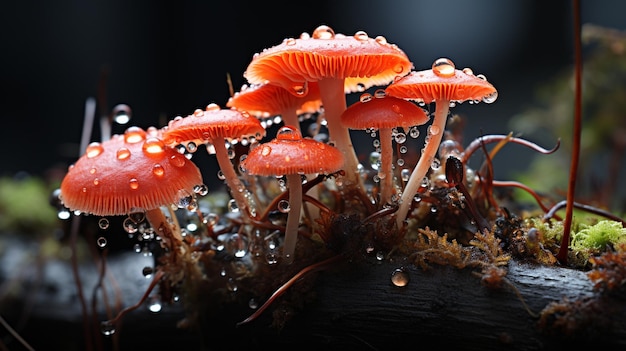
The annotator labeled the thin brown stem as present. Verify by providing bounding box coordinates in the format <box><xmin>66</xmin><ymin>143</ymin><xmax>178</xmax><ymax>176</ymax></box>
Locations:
<box><xmin>461</xmin><ymin>134</ymin><xmax>560</xmax><ymax>164</ymax></box>
<box><xmin>543</xmin><ymin>200</ymin><xmax>626</xmax><ymax>227</ymax></box>
<box><xmin>236</xmin><ymin>254</ymin><xmax>345</xmax><ymax>326</ymax></box>
<box><xmin>557</xmin><ymin>0</ymin><xmax>582</xmax><ymax>265</ymax></box>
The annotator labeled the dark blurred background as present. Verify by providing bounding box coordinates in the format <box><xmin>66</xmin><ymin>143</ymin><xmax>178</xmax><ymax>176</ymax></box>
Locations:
<box><xmin>1</xmin><ymin>0</ymin><xmax>624</xmax><ymax>187</ymax></box>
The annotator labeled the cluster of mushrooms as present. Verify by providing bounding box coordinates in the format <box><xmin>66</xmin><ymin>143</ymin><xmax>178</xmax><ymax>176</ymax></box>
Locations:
<box><xmin>57</xmin><ymin>25</ymin><xmax>499</xmax><ymax>328</ymax></box>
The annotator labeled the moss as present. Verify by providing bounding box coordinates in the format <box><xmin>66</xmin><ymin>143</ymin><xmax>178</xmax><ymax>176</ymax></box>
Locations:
<box><xmin>571</xmin><ymin>220</ymin><xmax>626</xmax><ymax>253</ymax></box>
<box><xmin>0</xmin><ymin>175</ymin><xmax>59</xmax><ymax>235</ymax></box>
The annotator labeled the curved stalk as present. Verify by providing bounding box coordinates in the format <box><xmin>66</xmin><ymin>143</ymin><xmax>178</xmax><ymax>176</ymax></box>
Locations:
<box><xmin>396</xmin><ymin>99</ymin><xmax>449</xmax><ymax>228</ymax></box>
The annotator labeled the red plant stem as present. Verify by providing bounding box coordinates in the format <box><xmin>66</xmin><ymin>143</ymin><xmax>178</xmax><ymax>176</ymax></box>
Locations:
<box><xmin>491</xmin><ymin>180</ymin><xmax>558</xmax><ymax>218</ymax></box>
<box><xmin>461</xmin><ymin>135</ymin><xmax>560</xmax><ymax>164</ymax></box>
<box><xmin>104</xmin><ymin>269</ymin><xmax>165</xmax><ymax>327</ymax></box>
<box><xmin>543</xmin><ymin>200</ymin><xmax>626</xmax><ymax>227</ymax></box>
<box><xmin>236</xmin><ymin>254</ymin><xmax>345</xmax><ymax>326</ymax></box>
<box><xmin>557</xmin><ymin>0</ymin><xmax>582</xmax><ymax>265</ymax></box>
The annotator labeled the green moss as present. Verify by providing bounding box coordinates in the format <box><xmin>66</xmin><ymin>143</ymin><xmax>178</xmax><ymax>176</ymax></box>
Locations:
<box><xmin>0</xmin><ymin>176</ymin><xmax>59</xmax><ymax>235</ymax></box>
<box><xmin>571</xmin><ymin>220</ymin><xmax>626</xmax><ymax>253</ymax></box>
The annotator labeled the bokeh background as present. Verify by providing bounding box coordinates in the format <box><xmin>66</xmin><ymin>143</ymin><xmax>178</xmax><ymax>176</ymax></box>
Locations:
<box><xmin>1</xmin><ymin>0</ymin><xmax>624</xmax><ymax>190</ymax></box>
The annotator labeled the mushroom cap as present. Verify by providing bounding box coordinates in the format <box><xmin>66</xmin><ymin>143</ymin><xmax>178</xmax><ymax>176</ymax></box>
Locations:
<box><xmin>59</xmin><ymin>126</ymin><xmax>203</xmax><ymax>216</ymax></box>
<box><xmin>243</xmin><ymin>25</ymin><xmax>413</xmax><ymax>95</ymax></box>
<box><xmin>340</xmin><ymin>90</ymin><xmax>430</xmax><ymax>130</ymax></box>
<box><xmin>385</xmin><ymin>58</ymin><xmax>498</xmax><ymax>104</ymax></box>
<box><xmin>241</xmin><ymin>126</ymin><xmax>344</xmax><ymax>176</ymax></box>
<box><xmin>162</xmin><ymin>103</ymin><xmax>266</xmax><ymax>147</ymax></box>
<box><xmin>226</xmin><ymin>82</ymin><xmax>323</xmax><ymax>119</ymax></box>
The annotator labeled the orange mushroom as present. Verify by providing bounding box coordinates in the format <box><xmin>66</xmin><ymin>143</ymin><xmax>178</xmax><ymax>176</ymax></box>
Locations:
<box><xmin>340</xmin><ymin>90</ymin><xmax>429</xmax><ymax>206</ymax></box>
<box><xmin>59</xmin><ymin>126</ymin><xmax>203</xmax><ymax>248</ymax></box>
<box><xmin>244</xmin><ymin>25</ymin><xmax>412</xmax><ymax>189</ymax></box>
<box><xmin>241</xmin><ymin>125</ymin><xmax>344</xmax><ymax>264</ymax></box>
<box><xmin>226</xmin><ymin>82</ymin><xmax>322</xmax><ymax>133</ymax></box>
<box><xmin>162</xmin><ymin>103</ymin><xmax>266</xmax><ymax>220</ymax></box>
<box><xmin>385</xmin><ymin>58</ymin><xmax>498</xmax><ymax>228</ymax></box>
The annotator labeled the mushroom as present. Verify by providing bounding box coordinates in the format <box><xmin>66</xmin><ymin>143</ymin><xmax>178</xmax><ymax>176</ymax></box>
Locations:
<box><xmin>162</xmin><ymin>103</ymin><xmax>266</xmax><ymax>220</ymax></box>
<box><xmin>226</xmin><ymin>82</ymin><xmax>322</xmax><ymax>132</ymax></box>
<box><xmin>340</xmin><ymin>89</ymin><xmax>429</xmax><ymax>206</ymax></box>
<box><xmin>385</xmin><ymin>58</ymin><xmax>498</xmax><ymax>228</ymax></box>
<box><xmin>240</xmin><ymin>125</ymin><xmax>344</xmax><ymax>264</ymax></box>
<box><xmin>59</xmin><ymin>126</ymin><xmax>203</xmax><ymax>249</ymax></box>
<box><xmin>243</xmin><ymin>25</ymin><xmax>412</xmax><ymax>189</ymax></box>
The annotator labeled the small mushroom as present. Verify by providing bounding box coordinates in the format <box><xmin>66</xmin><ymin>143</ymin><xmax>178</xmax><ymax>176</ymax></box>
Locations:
<box><xmin>226</xmin><ymin>82</ymin><xmax>322</xmax><ymax>132</ymax></box>
<box><xmin>244</xmin><ymin>25</ymin><xmax>412</xmax><ymax>189</ymax></box>
<box><xmin>385</xmin><ymin>58</ymin><xmax>498</xmax><ymax>228</ymax></box>
<box><xmin>59</xmin><ymin>126</ymin><xmax>203</xmax><ymax>248</ymax></box>
<box><xmin>162</xmin><ymin>103</ymin><xmax>266</xmax><ymax>219</ymax></box>
<box><xmin>241</xmin><ymin>125</ymin><xmax>344</xmax><ymax>264</ymax></box>
<box><xmin>340</xmin><ymin>90</ymin><xmax>429</xmax><ymax>206</ymax></box>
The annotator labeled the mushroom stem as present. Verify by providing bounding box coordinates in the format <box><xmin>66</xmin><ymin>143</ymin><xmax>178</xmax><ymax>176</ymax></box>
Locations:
<box><xmin>379</xmin><ymin>126</ymin><xmax>395</xmax><ymax>205</ymax></box>
<box><xmin>396</xmin><ymin>99</ymin><xmax>449</xmax><ymax>228</ymax></box>
<box><xmin>281</xmin><ymin>106</ymin><xmax>300</xmax><ymax>132</ymax></box>
<box><xmin>211</xmin><ymin>135</ymin><xmax>253</xmax><ymax>220</ymax></box>
<box><xmin>318</xmin><ymin>78</ymin><xmax>363</xmax><ymax>189</ymax></box>
<box><xmin>145</xmin><ymin>208</ymin><xmax>183</xmax><ymax>247</ymax></box>
<box><xmin>283</xmin><ymin>173</ymin><xmax>303</xmax><ymax>265</ymax></box>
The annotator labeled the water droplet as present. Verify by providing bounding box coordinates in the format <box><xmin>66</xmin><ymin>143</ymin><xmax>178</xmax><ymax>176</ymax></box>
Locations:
<box><xmin>148</xmin><ymin>296</ymin><xmax>162</xmax><ymax>312</ymax></box>
<box><xmin>128</xmin><ymin>210</ymin><xmax>146</xmax><ymax>223</ymax></box>
<box><xmin>193</xmin><ymin>184</ymin><xmax>208</xmax><ymax>196</ymax></box>
<box><xmin>100</xmin><ymin>321</ymin><xmax>116</xmax><ymax>336</ymax></box>
<box><xmin>432</xmin><ymin>58</ymin><xmax>456</xmax><ymax>78</ymax></box>
<box><xmin>98</xmin><ymin>218</ymin><xmax>110</xmax><ymax>229</ymax></box>
<box><xmin>277</xmin><ymin>199</ymin><xmax>290</xmax><ymax>213</ymax></box>
<box><xmin>96</xmin><ymin>236</ymin><xmax>107</xmax><ymax>248</ymax></box>
<box><xmin>429</xmin><ymin>124</ymin><xmax>440</xmax><ymax>136</ymax></box>
<box><xmin>176</xmin><ymin>189</ymin><xmax>193</xmax><ymax>208</ymax></box>
<box><xmin>143</xmin><ymin>137</ymin><xmax>165</xmax><ymax>155</ymax></box>
<box><xmin>142</xmin><ymin>266</ymin><xmax>154</xmax><ymax>278</ymax></box>
<box><xmin>116</xmin><ymin>147</ymin><xmax>131</xmax><ymax>160</ymax></box>
<box><xmin>152</xmin><ymin>164</ymin><xmax>165</xmax><ymax>177</ymax></box>
<box><xmin>123</xmin><ymin>217</ymin><xmax>138</xmax><ymax>234</ymax></box>
<box><xmin>276</xmin><ymin>125</ymin><xmax>302</xmax><ymax>140</ymax></box>
<box><xmin>86</xmin><ymin>142</ymin><xmax>103</xmax><ymax>158</ymax></box>
<box><xmin>169</xmin><ymin>153</ymin><xmax>186</xmax><ymax>167</ymax></box>
<box><xmin>394</xmin><ymin>132</ymin><xmax>406</xmax><ymax>144</ymax></box>
<box><xmin>248</xmin><ymin>298</ymin><xmax>259</xmax><ymax>309</ymax></box>
<box><xmin>292</xmin><ymin>82</ymin><xmax>308</xmax><ymax>96</ymax></box>
<box><xmin>360</xmin><ymin>93</ymin><xmax>373</xmax><ymax>103</ymax></box>
<box><xmin>483</xmin><ymin>91</ymin><xmax>498</xmax><ymax>104</ymax></box>
<box><xmin>124</xmin><ymin>126</ymin><xmax>146</xmax><ymax>144</ymax></box>
<box><xmin>129</xmin><ymin>178</ymin><xmax>139</xmax><ymax>190</ymax></box>
<box><xmin>312</xmin><ymin>25</ymin><xmax>335</xmax><ymax>39</ymax></box>
<box><xmin>391</xmin><ymin>267</ymin><xmax>410</xmax><ymax>287</ymax></box>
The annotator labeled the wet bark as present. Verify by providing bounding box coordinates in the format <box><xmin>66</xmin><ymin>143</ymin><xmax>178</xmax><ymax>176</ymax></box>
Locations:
<box><xmin>8</xmin><ymin>244</ymin><xmax>626</xmax><ymax>351</ymax></box>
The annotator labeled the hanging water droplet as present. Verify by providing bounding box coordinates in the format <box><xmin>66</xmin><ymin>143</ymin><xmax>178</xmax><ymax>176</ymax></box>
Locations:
<box><xmin>483</xmin><ymin>91</ymin><xmax>498</xmax><ymax>104</ymax></box>
<box><xmin>100</xmin><ymin>321</ymin><xmax>116</xmax><ymax>336</ymax></box>
<box><xmin>391</xmin><ymin>267</ymin><xmax>410</xmax><ymax>287</ymax></box>
<box><xmin>176</xmin><ymin>189</ymin><xmax>193</xmax><ymax>208</ymax></box>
